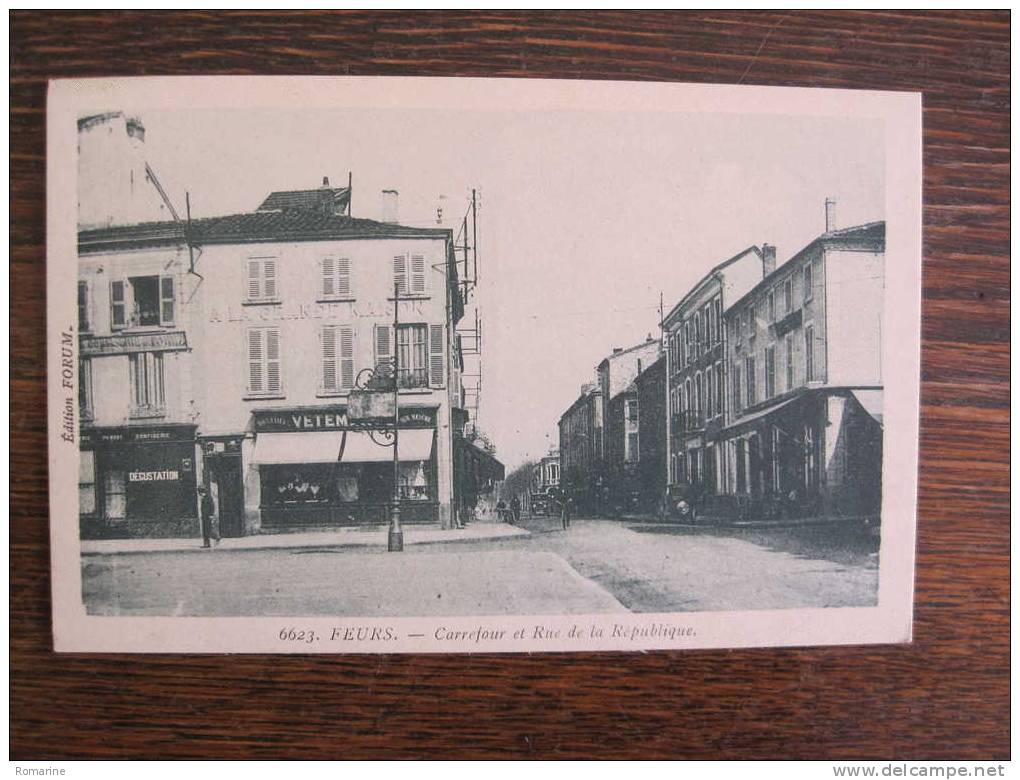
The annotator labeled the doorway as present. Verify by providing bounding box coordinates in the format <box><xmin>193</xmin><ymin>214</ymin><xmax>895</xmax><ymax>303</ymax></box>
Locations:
<box><xmin>210</xmin><ymin>455</ymin><xmax>244</xmax><ymax>537</ymax></box>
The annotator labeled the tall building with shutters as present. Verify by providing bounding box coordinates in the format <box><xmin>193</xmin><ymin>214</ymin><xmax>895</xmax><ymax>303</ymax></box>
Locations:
<box><xmin>78</xmin><ymin>179</ymin><xmax>469</xmax><ymax>536</ymax></box>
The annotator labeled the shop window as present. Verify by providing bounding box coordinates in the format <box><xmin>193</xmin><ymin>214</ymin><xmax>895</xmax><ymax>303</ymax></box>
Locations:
<box><xmin>399</xmin><ymin>462</ymin><xmax>430</xmax><ymax>501</ymax></box>
<box><xmin>79</xmin><ymin>358</ymin><xmax>93</xmax><ymax>421</ymax></box>
<box><xmin>321</xmin><ymin>324</ymin><xmax>355</xmax><ymax>393</ymax></box>
<box><xmin>803</xmin><ymin>425</ymin><xmax>818</xmax><ymax>488</ymax></box>
<box><xmin>129</xmin><ymin>352</ymin><xmax>165</xmax><ymax>418</ymax></box>
<box><xmin>104</xmin><ymin>470</ymin><xmax>127</xmax><ymax>520</ymax></box>
<box><xmin>321</xmin><ymin>256</ymin><xmax>352</xmax><ymax>300</ymax></box>
<box><xmin>247</xmin><ymin>327</ymin><xmax>283</xmax><ymax>397</ymax></box>
<box><xmin>78</xmin><ymin>281</ymin><xmax>91</xmax><ymax>333</ymax></box>
<box><xmin>110</xmin><ymin>275</ymin><xmax>175</xmax><ymax>330</ymax></box>
<box><xmin>246</xmin><ymin>257</ymin><xmax>279</xmax><ymax>303</ymax></box>
<box><xmin>79</xmin><ymin>451</ymin><xmax>96</xmax><ymax>515</ymax></box>
<box><xmin>394</xmin><ymin>254</ymin><xmax>427</xmax><ymax>296</ymax></box>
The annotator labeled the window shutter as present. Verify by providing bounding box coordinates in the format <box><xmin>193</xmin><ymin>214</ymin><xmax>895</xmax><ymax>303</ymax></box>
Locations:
<box><xmin>393</xmin><ymin>255</ymin><xmax>407</xmax><ymax>296</ymax></box>
<box><xmin>266</xmin><ymin>328</ymin><xmax>281</xmax><ymax>393</ymax></box>
<box><xmin>247</xmin><ymin>259</ymin><xmax>261</xmax><ymax>301</ymax></box>
<box><xmin>374</xmin><ymin>324</ymin><xmax>393</xmax><ymax>371</ymax></box>
<box><xmin>263</xmin><ymin>259</ymin><xmax>277</xmax><ymax>300</ymax></box>
<box><xmin>110</xmin><ymin>280</ymin><xmax>126</xmax><ymax>330</ymax></box>
<box><xmin>336</xmin><ymin>258</ymin><xmax>351</xmax><ymax>297</ymax></box>
<box><xmin>321</xmin><ymin>257</ymin><xmax>336</xmax><ymax>299</ymax></box>
<box><xmin>429</xmin><ymin>324</ymin><xmax>445</xmax><ymax>388</ymax></box>
<box><xmin>160</xmin><ymin>276</ymin><xmax>175</xmax><ymax>326</ymax></box>
<box><xmin>339</xmin><ymin>326</ymin><xmax>355</xmax><ymax>390</ymax></box>
<box><xmin>248</xmin><ymin>329</ymin><xmax>263</xmax><ymax>393</ymax></box>
<box><xmin>321</xmin><ymin>325</ymin><xmax>337</xmax><ymax>391</ymax></box>
<box><xmin>411</xmin><ymin>255</ymin><xmax>426</xmax><ymax>294</ymax></box>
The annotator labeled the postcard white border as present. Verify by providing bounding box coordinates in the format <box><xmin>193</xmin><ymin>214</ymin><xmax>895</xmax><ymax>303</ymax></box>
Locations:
<box><xmin>46</xmin><ymin>76</ymin><xmax>921</xmax><ymax>654</ymax></box>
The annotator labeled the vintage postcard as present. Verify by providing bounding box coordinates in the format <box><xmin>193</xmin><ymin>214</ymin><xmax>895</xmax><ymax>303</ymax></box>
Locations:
<box><xmin>47</xmin><ymin>76</ymin><xmax>921</xmax><ymax>653</ymax></box>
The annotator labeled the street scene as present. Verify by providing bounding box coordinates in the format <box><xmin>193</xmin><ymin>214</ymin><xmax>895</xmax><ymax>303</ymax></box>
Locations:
<box><xmin>74</xmin><ymin>103</ymin><xmax>885</xmax><ymax>618</ymax></box>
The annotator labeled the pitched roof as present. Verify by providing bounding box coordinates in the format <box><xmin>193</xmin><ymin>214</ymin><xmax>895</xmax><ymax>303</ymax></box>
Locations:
<box><xmin>662</xmin><ymin>245</ymin><xmax>762</xmax><ymax>327</ymax></box>
<box><xmin>258</xmin><ymin>186</ymin><xmax>351</xmax><ymax>215</ymax></box>
<box><xmin>78</xmin><ymin>210</ymin><xmax>451</xmax><ymax>253</ymax></box>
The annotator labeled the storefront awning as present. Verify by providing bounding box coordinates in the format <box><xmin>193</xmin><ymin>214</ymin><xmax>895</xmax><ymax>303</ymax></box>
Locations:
<box><xmin>851</xmin><ymin>389</ymin><xmax>883</xmax><ymax>426</ymax></box>
<box><xmin>253</xmin><ymin>429</ymin><xmax>435</xmax><ymax>465</ymax></box>
<box><xmin>720</xmin><ymin>395</ymin><xmax>800</xmax><ymax>435</ymax></box>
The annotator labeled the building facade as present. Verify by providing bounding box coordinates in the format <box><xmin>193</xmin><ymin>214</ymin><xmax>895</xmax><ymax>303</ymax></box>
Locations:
<box><xmin>78</xmin><ymin>183</ymin><xmax>476</xmax><ymax>536</ymax></box>
<box><xmin>634</xmin><ymin>354</ymin><xmax>666</xmax><ymax>512</ymax></box>
<box><xmin>596</xmin><ymin>336</ymin><xmax>661</xmax><ymax>511</ymax></box>
<box><xmin>662</xmin><ymin>246</ymin><xmax>764</xmax><ymax>507</ymax></box>
<box><xmin>717</xmin><ymin>220</ymin><xmax>885</xmax><ymax>521</ymax></box>
<box><xmin>557</xmin><ymin>383</ymin><xmax>602</xmax><ymax>514</ymax></box>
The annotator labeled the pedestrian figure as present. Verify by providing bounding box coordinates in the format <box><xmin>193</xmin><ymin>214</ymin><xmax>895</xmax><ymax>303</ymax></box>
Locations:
<box><xmin>496</xmin><ymin>499</ymin><xmax>509</xmax><ymax>523</ymax></box>
<box><xmin>561</xmin><ymin>494</ymin><xmax>572</xmax><ymax>531</ymax></box>
<box><xmin>510</xmin><ymin>495</ymin><xmax>521</xmax><ymax>525</ymax></box>
<box><xmin>199</xmin><ymin>485</ymin><xmax>218</xmax><ymax>548</ymax></box>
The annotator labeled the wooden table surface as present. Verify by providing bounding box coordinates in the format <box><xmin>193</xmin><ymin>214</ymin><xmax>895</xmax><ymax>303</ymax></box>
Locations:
<box><xmin>10</xmin><ymin>11</ymin><xmax>1010</xmax><ymax>759</ymax></box>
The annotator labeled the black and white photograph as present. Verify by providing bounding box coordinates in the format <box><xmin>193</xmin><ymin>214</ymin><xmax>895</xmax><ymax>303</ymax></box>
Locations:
<box><xmin>47</xmin><ymin>76</ymin><xmax>921</xmax><ymax>652</ymax></box>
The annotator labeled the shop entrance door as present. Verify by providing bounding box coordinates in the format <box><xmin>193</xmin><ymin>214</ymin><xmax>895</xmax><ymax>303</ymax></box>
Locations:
<box><xmin>211</xmin><ymin>455</ymin><xmax>245</xmax><ymax>537</ymax></box>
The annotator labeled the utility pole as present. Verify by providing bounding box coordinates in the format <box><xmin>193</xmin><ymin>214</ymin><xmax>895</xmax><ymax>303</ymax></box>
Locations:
<box><xmin>389</xmin><ymin>280</ymin><xmax>403</xmax><ymax>552</ymax></box>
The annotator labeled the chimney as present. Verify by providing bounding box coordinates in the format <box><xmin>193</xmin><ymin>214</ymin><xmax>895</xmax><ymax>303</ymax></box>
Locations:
<box><xmin>381</xmin><ymin>189</ymin><xmax>399</xmax><ymax>224</ymax></box>
<box><xmin>762</xmin><ymin>244</ymin><xmax>777</xmax><ymax>276</ymax></box>
<box><xmin>825</xmin><ymin>197</ymin><xmax>837</xmax><ymax>233</ymax></box>
<box><xmin>321</xmin><ymin>176</ymin><xmax>330</xmax><ymax>187</ymax></box>
<box><xmin>612</xmin><ymin>347</ymin><xmax>623</xmax><ymax>354</ymax></box>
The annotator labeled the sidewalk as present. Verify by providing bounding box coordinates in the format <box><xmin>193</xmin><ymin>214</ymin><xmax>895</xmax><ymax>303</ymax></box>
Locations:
<box><xmin>80</xmin><ymin>522</ymin><xmax>529</xmax><ymax>557</ymax></box>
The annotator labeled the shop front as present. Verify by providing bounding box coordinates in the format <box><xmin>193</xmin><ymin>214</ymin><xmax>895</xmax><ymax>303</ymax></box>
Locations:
<box><xmin>79</xmin><ymin>424</ymin><xmax>198</xmax><ymax>539</ymax></box>
<box><xmin>248</xmin><ymin>405</ymin><xmax>441</xmax><ymax>531</ymax></box>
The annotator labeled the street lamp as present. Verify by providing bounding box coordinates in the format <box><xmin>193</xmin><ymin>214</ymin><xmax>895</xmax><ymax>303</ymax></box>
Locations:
<box><xmin>389</xmin><ymin>279</ymin><xmax>403</xmax><ymax>552</ymax></box>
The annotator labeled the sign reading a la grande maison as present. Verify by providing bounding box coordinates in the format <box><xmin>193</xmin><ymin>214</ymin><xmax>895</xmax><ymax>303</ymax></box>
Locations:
<box><xmin>254</xmin><ymin>405</ymin><xmax>437</xmax><ymax>433</ymax></box>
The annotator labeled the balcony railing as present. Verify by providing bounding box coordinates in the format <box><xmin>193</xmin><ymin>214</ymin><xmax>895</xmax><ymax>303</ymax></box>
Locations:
<box><xmin>397</xmin><ymin>367</ymin><xmax>429</xmax><ymax>389</ymax></box>
<box><xmin>671</xmin><ymin>410</ymin><xmax>705</xmax><ymax>436</ymax></box>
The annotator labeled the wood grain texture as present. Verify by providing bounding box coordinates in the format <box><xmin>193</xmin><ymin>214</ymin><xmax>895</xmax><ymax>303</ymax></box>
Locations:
<box><xmin>10</xmin><ymin>11</ymin><xmax>1009</xmax><ymax>759</ymax></box>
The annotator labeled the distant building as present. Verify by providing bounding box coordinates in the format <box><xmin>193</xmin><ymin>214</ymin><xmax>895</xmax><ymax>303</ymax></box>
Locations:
<box><xmin>557</xmin><ymin>382</ymin><xmax>602</xmax><ymax>512</ymax></box>
<box><xmin>717</xmin><ymin>216</ymin><xmax>885</xmax><ymax>520</ymax></box>
<box><xmin>532</xmin><ymin>449</ymin><xmax>561</xmax><ymax>494</ymax></box>
<box><xmin>662</xmin><ymin>245</ymin><xmax>764</xmax><ymax>501</ymax></box>
<box><xmin>634</xmin><ymin>354</ymin><xmax>666</xmax><ymax>512</ymax></box>
<box><xmin>596</xmin><ymin>336</ymin><xmax>661</xmax><ymax>510</ymax></box>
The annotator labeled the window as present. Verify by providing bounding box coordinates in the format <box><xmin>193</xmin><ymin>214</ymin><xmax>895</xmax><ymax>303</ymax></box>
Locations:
<box><xmin>247</xmin><ymin>327</ymin><xmax>283</xmax><ymax>396</ymax></box>
<box><xmin>804</xmin><ymin>325</ymin><xmax>815</xmax><ymax>381</ymax></box>
<box><xmin>731</xmin><ymin>361</ymin><xmax>742</xmax><ymax>414</ymax></box>
<box><xmin>79</xmin><ymin>358</ymin><xmax>93</xmax><ymax>420</ymax></box>
<box><xmin>79</xmin><ymin>451</ymin><xmax>96</xmax><ymax>515</ymax></box>
<box><xmin>394</xmin><ymin>254</ymin><xmax>427</xmax><ymax>296</ymax></box>
<box><xmin>110</xmin><ymin>275</ymin><xmax>176</xmax><ymax>330</ymax></box>
<box><xmin>746</xmin><ymin>307</ymin><xmax>755</xmax><ymax>339</ymax></box>
<box><xmin>767</xmin><ymin>289</ymin><xmax>775</xmax><ymax>323</ymax></box>
<box><xmin>706</xmin><ymin>366</ymin><xmax>714</xmax><ymax>418</ymax></box>
<box><xmin>765</xmin><ymin>346</ymin><xmax>776</xmax><ymax>399</ymax></box>
<box><xmin>785</xmin><ymin>335</ymin><xmax>794</xmax><ymax>390</ymax></box>
<box><xmin>684</xmin><ymin>321</ymin><xmax>692</xmax><ymax>364</ymax></box>
<box><xmin>803</xmin><ymin>425</ymin><xmax>818</xmax><ymax>488</ymax></box>
<box><xmin>246</xmin><ymin>257</ymin><xmax>279</xmax><ymax>303</ymax></box>
<box><xmin>104</xmin><ymin>470</ymin><xmax>126</xmax><ymax>520</ymax></box>
<box><xmin>321</xmin><ymin>257</ymin><xmax>352</xmax><ymax>300</ymax></box>
<box><xmin>784</xmin><ymin>277</ymin><xmax>793</xmax><ymax>315</ymax></box>
<box><xmin>78</xmin><ymin>281</ymin><xmax>91</xmax><ymax>332</ymax></box>
<box><xmin>745</xmin><ymin>355</ymin><xmax>756</xmax><ymax>407</ymax></box>
<box><xmin>716</xmin><ymin>360</ymin><xmax>725</xmax><ymax>415</ymax></box>
<box><xmin>397</xmin><ymin>324</ymin><xmax>429</xmax><ymax>388</ymax></box>
<box><xmin>803</xmin><ymin>263</ymin><xmax>813</xmax><ymax>302</ymax></box>
<box><xmin>129</xmin><ymin>352</ymin><xmax>165</xmax><ymax>417</ymax></box>
<box><xmin>624</xmin><ymin>398</ymin><xmax>639</xmax><ymax>462</ymax></box>
<box><xmin>321</xmin><ymin>324</ymin><xmax>354</xmax><ymax>393</ymax></box>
